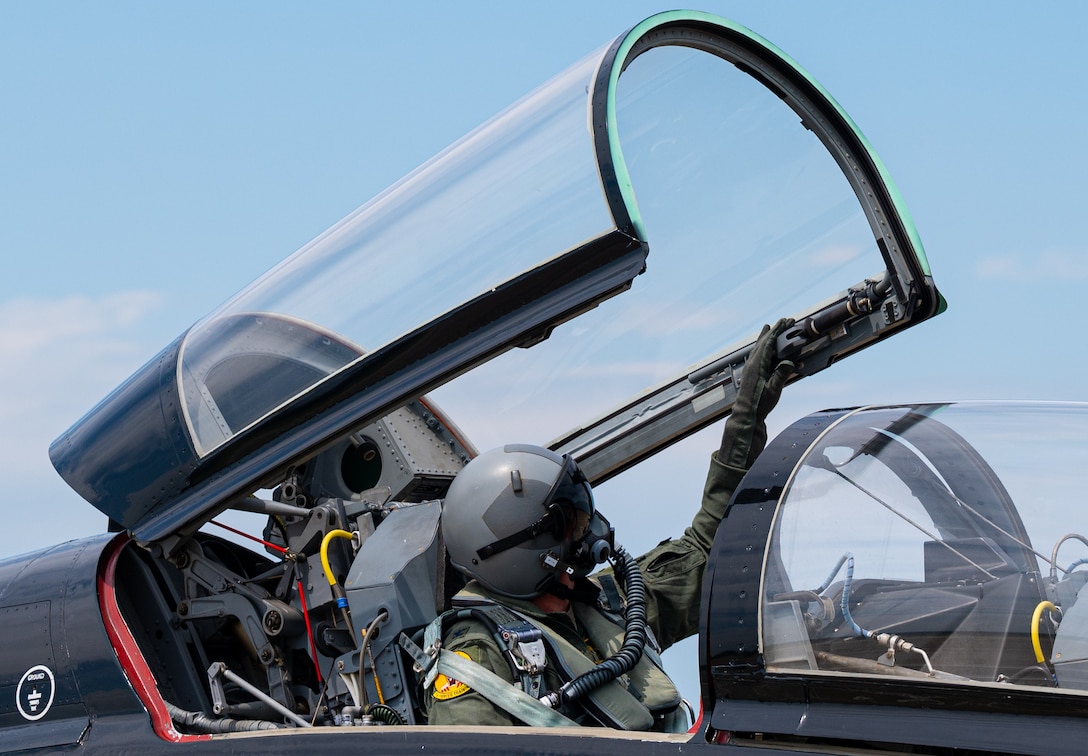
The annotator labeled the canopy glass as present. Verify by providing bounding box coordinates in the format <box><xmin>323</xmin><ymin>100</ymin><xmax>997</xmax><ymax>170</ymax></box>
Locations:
<box><xmin>51</xmin><ymin>11</ymin><xmax>939</xmax><ymax>541</ymax></box>
<box><xmin>764</xmin><ymin>402</ymin><xmax>1088</xmax><ymax>696</ymax></box>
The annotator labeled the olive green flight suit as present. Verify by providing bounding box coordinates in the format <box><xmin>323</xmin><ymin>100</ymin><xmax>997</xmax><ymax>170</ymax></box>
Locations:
<box><xmin>424</xmin><ymin>451</ymin><xmax>745</xmax><ymax>728</ymax></box>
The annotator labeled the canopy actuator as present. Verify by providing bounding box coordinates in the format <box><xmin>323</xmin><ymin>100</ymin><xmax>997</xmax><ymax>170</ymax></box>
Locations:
<box><xmin>776</xmin><ymin>273</ymin><xmax>893</xmax><ymax>360</ymax></box>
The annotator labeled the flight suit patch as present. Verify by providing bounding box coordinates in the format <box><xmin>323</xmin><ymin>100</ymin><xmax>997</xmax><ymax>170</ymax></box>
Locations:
<box><xmin>432</xmin><ymin>650</ymin><xmax>473</xmax><ymax>700</ymax></box>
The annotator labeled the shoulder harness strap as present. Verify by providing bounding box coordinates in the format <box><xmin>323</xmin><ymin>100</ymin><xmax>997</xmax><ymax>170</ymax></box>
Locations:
<box><xmin>411</xmin><ymin>605</ymin><xmax>545</xmax><ymax>693</ymax></box>
<box><xmin>432</xmin><ymin>648</ymin><xmax>576</xmax><ymax>727</ymax></box>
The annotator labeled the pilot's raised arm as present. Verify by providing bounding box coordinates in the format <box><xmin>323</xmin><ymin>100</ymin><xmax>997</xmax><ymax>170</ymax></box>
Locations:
<box><xmin>424</xmin><ymin>320</ymin><xmax>795</xmax><ymax>730</ymax></box>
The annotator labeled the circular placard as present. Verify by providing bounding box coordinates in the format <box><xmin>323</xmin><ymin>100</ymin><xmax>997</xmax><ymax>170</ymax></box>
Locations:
<box><xmin>16</xmin><ymin>665</ymin><xmax>55</xmax><ymax>721</ymax></box>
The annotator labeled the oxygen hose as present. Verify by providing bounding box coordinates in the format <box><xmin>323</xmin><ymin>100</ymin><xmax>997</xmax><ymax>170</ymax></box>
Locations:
<box><xmin>541</xmin><ymin>545</ymin><xmax>648</xmax><ymax>709</ymax></box>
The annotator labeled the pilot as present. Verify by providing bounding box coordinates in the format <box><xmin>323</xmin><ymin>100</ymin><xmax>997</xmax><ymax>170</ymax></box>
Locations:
<box><xmin>425</xmin><ymin>319</ymin><xmax>794</xmax><ymax>730</ymax></box>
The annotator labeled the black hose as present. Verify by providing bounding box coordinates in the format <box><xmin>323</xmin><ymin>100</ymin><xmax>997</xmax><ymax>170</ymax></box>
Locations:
<box><xmin>548</xmin><ymin>546</ymin><xmax>647</xmax><ymax>706</ymax></box>
<box><xmin>166</xmin><ymin>701</ymin><xmax>283</xmax><ymax>733</ymax></box>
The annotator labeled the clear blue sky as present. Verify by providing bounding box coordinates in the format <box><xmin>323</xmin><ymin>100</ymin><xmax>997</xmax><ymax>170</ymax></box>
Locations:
<box><xmin>2</xmin><ymin>0</ymin><xmax>1086</xmax><ymax>705</ymax></box>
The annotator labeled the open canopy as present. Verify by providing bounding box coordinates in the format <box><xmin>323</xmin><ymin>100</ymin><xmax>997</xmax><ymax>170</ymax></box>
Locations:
<box><xmin>50</xmin><ymin>10</ymin><xmax>941</xmax><ymax>543</ymax></box>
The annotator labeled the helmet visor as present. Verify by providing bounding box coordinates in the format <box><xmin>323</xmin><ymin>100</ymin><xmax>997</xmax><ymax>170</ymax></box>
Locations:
<box><xmin>543</xmin><ymin>455</ymin><xmax>594</xmax><ymax>541</ymax></box>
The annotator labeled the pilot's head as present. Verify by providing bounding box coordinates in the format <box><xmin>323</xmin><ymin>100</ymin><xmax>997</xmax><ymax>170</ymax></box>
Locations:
<box><xmin>441</xmin><ymin>444</ymin><xmax>613</xmax><ymax>598</ymax></box>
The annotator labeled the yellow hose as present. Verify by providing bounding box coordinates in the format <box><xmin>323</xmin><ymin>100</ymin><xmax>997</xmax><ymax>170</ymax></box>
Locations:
<box><xmin>320</xmin><ymin>529</ymin><xmax>355</xmax><ymax>586</ymax></box>
<box><xmin>1031</xmin><ymin>600</ymin><xmax>1058</xmax><ymax>663</ymax></box>
<box><xmin>319</xmin><ymin>529</ymin><xmax>357</xmax><ymax>641</ymax></box>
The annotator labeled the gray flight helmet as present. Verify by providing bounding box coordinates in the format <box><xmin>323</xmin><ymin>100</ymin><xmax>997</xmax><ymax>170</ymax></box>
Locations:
<box><xmin>442</xmin><ymin>444</ymin><xmax>595</xmax><ymax>599</ymax></box>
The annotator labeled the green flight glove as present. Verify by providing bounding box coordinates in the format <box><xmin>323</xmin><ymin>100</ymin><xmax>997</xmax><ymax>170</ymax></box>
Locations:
<box><xmin>718</xmin><ymin>318</ymin><xmax>796</xmax><ymax>470</ymax></box>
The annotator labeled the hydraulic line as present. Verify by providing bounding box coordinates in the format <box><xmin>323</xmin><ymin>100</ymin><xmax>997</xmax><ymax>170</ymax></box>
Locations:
<box><xmin>1051</xmin><ymin>534</ymin><xmax>1088</xmax><ymax>580</ymax></box>
<box><xmin>836</xmin><ymin>553</ymin><xmax>865</xmax><ymax>637</ymax></box>
<box><xmin>540</xmin><ymin>545</ymin><xmax>648</xmax><ymax>709</ymax></box>
<box><xmin>320</xmin><ymin>529</ymin><xmax>356</xmax><ymax>638</ymax></box>
<box><xmin>832</xmin><ymin>552</ymin><xmax>935</xmax><ymax>675</ymax></box>
<box><xmin>1031</xmin><ymin>600</ymin><xmax>1059</xmax><ymax>664</ymax></box>
<box><xmin>296</xmin><ymin>579</ymin><xmax>323</xmax><ymax>684</ymax></box>
<box><xmin>1066</xmin><ymin>558</ymin><xmax>1088</xmax><ymax>573</ymax></box>
<box><xmin>357</xmin><ymin>609</ymin><xmax>390</xmax><ymax>709</ymax></box>
<box><xmin>814</xmin><ymin>553</ymin><xmax>850</xmax><ymax>594</ymax></box>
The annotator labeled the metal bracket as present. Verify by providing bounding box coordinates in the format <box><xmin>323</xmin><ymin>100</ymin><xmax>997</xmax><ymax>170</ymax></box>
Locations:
<box><xmin>398</xmin><ymin>632</ymin><xmax>435</xmax><ymax>676</ymax></box>
<box><xmin>207</xmin><ymin>662</ymin><xmax>311</xmax><ymax>728</ymax></box>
